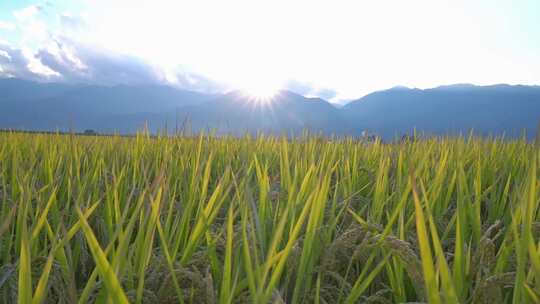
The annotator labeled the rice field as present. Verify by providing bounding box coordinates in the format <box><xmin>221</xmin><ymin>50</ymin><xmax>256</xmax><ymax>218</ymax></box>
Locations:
<box><xmin>0</xmin><ymin>131</ymin><xmax>538</xmax><ymax>303</ymax></box>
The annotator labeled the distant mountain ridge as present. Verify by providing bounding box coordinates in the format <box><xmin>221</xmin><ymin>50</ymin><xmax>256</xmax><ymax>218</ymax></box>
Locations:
<box><xmin>343</xmin><ymin>84</ymin><xmax>540</xmax><ymax>139</ymax></box>
<box><xmin>1</xmin><ymin>78</ymin><xmax>540</xmax><ymax>139</ymax></box>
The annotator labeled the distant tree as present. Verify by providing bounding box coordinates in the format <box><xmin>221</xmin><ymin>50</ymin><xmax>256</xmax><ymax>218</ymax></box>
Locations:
<box><xmin>361</xmin><ymin>130</ymin><xmax>381</xmax><ymax>143</ymax></box>
<box><xmin>84</xmin><ymin>129</ymin><xmax>97</xmax><ymax>135</ymax></box>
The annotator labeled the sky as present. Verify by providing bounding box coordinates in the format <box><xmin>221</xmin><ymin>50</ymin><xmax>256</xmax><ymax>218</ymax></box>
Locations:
<box><xmin>0</xmin><ymin>0</ymin><xmax>539</xmax><ymax>103</ymax></box>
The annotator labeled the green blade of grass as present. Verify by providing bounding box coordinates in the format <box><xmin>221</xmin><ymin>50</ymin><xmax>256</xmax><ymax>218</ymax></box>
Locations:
<box><xmin>75</xmin><ymin>207</ymin><xmax>129</xmax><ymax>304</ymax></box>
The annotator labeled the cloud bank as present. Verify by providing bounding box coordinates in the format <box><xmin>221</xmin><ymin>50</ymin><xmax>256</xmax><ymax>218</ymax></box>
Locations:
<box><xmin>0</xmin><ymin>6</ymin><xmax>228</xmax><ymax>94</ymax></box>
<box><xmin>0</xmin><ymin>3</ymin><xmax>349</xmax><ymax>100</ymax></box>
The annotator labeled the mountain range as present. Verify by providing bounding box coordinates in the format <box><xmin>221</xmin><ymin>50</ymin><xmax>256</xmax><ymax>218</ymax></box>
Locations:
<box><xmin>2</xmin><ymin>78</ymin><xmax>540</xmax><ymax>139</ymax></box>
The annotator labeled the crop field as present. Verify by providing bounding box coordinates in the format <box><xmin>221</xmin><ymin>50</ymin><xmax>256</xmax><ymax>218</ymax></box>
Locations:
<box><xmin>0</xmin><ymin>132</ymin><xmax>539</xmax><ymax>303</ymax></box>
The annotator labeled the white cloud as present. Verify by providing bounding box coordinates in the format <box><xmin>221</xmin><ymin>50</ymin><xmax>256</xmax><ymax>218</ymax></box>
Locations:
<box><xmin>0</xmin><ymin>42</ymin><xmax>52</xmax><ymax>79</ymax></box>
<box><xmin>36</xmin><ymin>36</ymin><xmax>161</xmax><ymax>84</ymax></box>
<box><xmin>60</xmin><ymin>13</ymin><xmax>86</xmax><ymax>31</ymax></box>
<box><xmin>0</xmin><ymin>50</ymin><xmax>11</xmax><ymax>61</ymax></box>
<box><xmin>0</xmin><ymin>21</ymin><xmax>15</xmax><ymax>31</ymax></box>
<box><xmin>21</xmin><ymin>47</ymin><xmax>60</xmax><ymax>77</ymax></box>
<box><xmin>13</xmin><ymin>5</ymin><xmax>43</xmax><ymax>21</ymax></box>
<box><xmin>1</xmin><ymin>30</ymin><xmax>223</xmax><ymax>91</ymax></box>
<box><xmin>10</xmin><ymin>4</ymin><xmax>52</xmax><ymax>50</ymax></box>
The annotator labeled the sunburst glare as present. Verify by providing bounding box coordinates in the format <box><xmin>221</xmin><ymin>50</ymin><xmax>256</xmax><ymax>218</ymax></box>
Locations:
<box><xmin>238</xmin><ymin>79</ymin><xmax>282</xmax><ymax>106</ymax></box>
<box><xmin>241</xmin><ymin>82</ymin><xmax>280</xmax><ymax>100</ymax></box>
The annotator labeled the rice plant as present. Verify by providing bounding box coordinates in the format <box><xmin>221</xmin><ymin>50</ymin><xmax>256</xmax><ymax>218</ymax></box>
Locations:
<box><xmin>0</xmin><ymin>131</ymin><xmax>538</xmax><ymax>303</ymax></box>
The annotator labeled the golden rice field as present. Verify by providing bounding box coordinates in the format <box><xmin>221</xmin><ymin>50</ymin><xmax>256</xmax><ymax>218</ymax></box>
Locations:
<box><xmin>0</xmin><ymin>131</ymin><xmax>539</xmax><ymax>303</ymax></box>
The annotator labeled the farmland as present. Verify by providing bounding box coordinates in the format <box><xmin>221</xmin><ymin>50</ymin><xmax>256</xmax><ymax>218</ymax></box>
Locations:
<box><xmin>0</xmin><ymin>132</ymin><xmax>538</xmax><ymax>303</ymax></box>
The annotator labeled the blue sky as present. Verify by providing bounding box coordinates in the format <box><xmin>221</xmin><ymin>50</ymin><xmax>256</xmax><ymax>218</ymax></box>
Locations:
<box><xmin>0</xmin><ymin>0</ymin><xmax>539</xmax><ymax>102</ymax></box>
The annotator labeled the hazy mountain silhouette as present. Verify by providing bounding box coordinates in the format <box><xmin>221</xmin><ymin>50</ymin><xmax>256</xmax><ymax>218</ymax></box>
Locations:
<box><xmin>172</xmin><ymin>90</ymin><xmax>351</xmax><ymax>135</ymax></box>
<box><xmin>0</xmin><ymin>79</ymin><xmax>214</xmax><ymax>132</ymax></box>
<box><xmin>343</xmin><ymin>84</ymin><xmax>540</xmax><ymax>139</ymax></box>
<box><xmin>2</xmin><ymin>78</ymin><xmax>540</xmax><ymax>139</ymax></box>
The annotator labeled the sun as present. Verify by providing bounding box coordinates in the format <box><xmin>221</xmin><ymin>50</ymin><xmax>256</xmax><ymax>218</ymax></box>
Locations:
<box><xmin>241</xmin><ymin>83</ymin><xmax>280</xmax><ymax>100</ymax></box>
<box><xmin>228</xmin><ymin>72</ymin><xmax>284</xmax><ymax>103</ymax></box>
